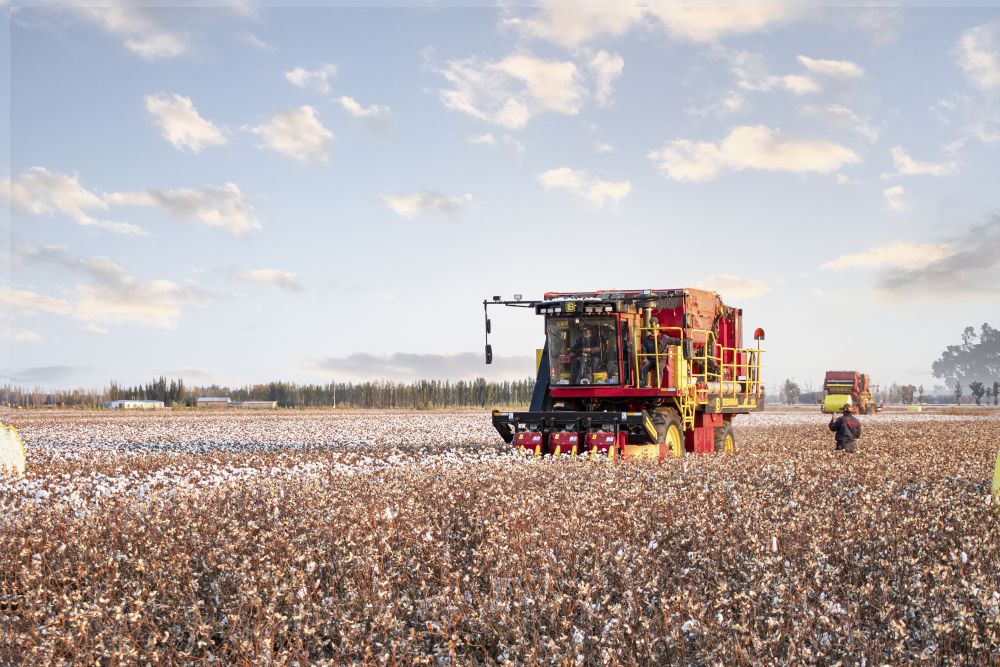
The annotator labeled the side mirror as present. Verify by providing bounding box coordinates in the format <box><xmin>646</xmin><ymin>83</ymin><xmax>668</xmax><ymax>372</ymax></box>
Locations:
<box><xmin>485</xmin><ymin>344</ymin><xmax>493</xmax><ymax>365</ymax></box>
<box><xmin>486</xmin><ymin>318</ymin><xmax>491</xmax><ymax>334</ymax></box>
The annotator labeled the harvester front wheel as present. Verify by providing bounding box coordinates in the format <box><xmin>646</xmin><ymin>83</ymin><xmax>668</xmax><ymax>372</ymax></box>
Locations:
<box><xmin>654</xmin><ymin>410</ymin><xmax>684</xmax><ymax>458</ymax></box>
<box><xmin>714</xmin><ymin>424</ymin><xmax>736</xmax><ymax>456</ymax></box>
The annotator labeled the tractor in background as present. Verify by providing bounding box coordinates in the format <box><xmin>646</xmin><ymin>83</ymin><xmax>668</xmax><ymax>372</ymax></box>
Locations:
<box><xmin>821</xmin><ymin>371</ymin><xmax>878</xmax><ymax>414</ymax></box>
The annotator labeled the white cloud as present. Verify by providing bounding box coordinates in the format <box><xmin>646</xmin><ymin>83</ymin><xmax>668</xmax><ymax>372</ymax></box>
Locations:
<box><xmin>71</xmin><ymin>256</ymin><xmax>205</xmax><ymax>329</ymax></box>
<box><xmin>437</xmin><ymin>52</ymin><xmax>585</xmax><ymax>129</ymax></box>
<box><xmin>107</xmin><ymin>183</ymin><xmax>261</xmax><ymax>236</ymax></box>
<box><xmin>247</xmin><ymin>106</ymin><xmax>334</xmax><ymax>164</ymax></box>
<box><xmin>381</xmin><ymin>192</ymin><xmax>473</xmax><ymax>218</ymax></box>
<box><xmin>883</xmin><ymin>185</ymin><xmax>906</xmax><ymax>213</ymax></box>
<box><xmin>646</xmin><ymin>5</ymin><xmax>797</xmax><ymax>43</ymax></box>
<box><xmin>467</xmin><ymin>133</ymin><xmax>525</xmax><ymax>156</ymax></box>
<box><xmin>12</xmin><ymin>246</ymin><xmax>208</xmax><ymax>330</ymax></box>
<box><xmin>144</xmin><ymin>92</ymin><xmax>225</xmax><ymax>152</ymax></box>
<box><xmin>504</xmin><ymin>5</ymin><xmax>643</xmax><ymax>48</ymax></box>
<box><xmin>5</xmin><ymin>327</ymin><xmax>42</xmax><ymax>343</ymax></box>
<box><xmin>730</xmin><ymin>51</ymin><xmax>820</xmax><ymax>95</ymax></box>
<box><xmin>801</xmin><ymin>104</ymin><xmax>879</xmax><ymax>142</ymax></box>
<box><xmin>596</xmin><ymin>142</ymin><xmax>614</xmax><ymax>154</ymax></box>
<box><xmin>507</xmin><ymin>4</ymin><xmax>796</xmax><ymax>47</ymax></box>
<box><xmin>4</xmin><ymin>167</ymin><xmax>144</xmax><ymax>235</ymax></box>
<box><xmin>648</xmin><ymin>125</ymin><xmax>859</xmax><ymax>183</ymax></box>
<box><xmin>309</xmin><ymin>351</ymin><xmax>536</xmax><ymax>381</ymax></box>
<box><xmin>338</xmin><ymin>96</ymin><xmax>392</xmax><ymax>126</ymax></box>
<box><xmin>467</xmin><ymin>133</ymin><xmax>497</xmax><ymax>145</ymax></box>
<box><xmin>955</xmin><ymin>21</ymin><xmax>1000</xmax><ymax>91</ymax></box>
<box><xmin>823</xmin><ymin>242</ymin><xmax>956</xmax><ymax>271</ymax></box>
<box><xmin>686</xmin><ymin>91</ymin><xmax>745</xmax><ymax>118</ymax></box>
<box><xmin>0</xmin><ymin>285</ymin><xmax>72</xmax><ymax>316</ymax></box>
<box><xmin>588</xmin><ymin>50</ymin><xmax>624</xmax><ymax>106</ymax></box>
<box><xmin>882</xmin><ymin>146</ymin><xmax>959</xmax><ymax>178</ymax></box>
<box><xmin>76</xmin><ymin>279</ymin><xmax>191</xmax><ymax>329</ymax></box>
<box><xmin>71</xmin><ymin>5</ymin><xmax>189</xmax><ymax>59</ymax></box>
<box><xmin>694</xmin><ymin>274</ymin><xmax>770</xmax><ymax>299</ymax></box>
<box><xmin>538</xmin><ymin>167</ymin><xmax>631</xmax><ymax>208</ymax></box>
<box><xmin>234</xmin><ymin>269</ymin><xmax>304</xmax><ymax>292</ymax></box>
<box><xmin>284</xmin><ymin>64</ymin><xmax>338</xmax><ymax>94</ymax></box>
<box><xmin>797</xmin><ymin>55</ymin><xmax>865</xmax><ymax>80</ymax></box>
<box><xmin>244</xmin><ymin>33</ymin><xmax>273</xmax><ymax>51</ymax></box>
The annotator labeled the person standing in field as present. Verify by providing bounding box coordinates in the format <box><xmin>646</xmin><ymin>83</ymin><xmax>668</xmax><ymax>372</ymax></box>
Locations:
<box><xmin>829</xmin><ymin>403</ymin><xmax>862</xmax><ymax>453</ymax></box>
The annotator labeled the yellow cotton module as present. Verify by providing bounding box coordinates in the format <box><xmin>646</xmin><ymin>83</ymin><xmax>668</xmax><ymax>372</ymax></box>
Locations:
<box><xmin>1</xmin><ymin>422</ymin><xmax>27</xmax><ymax>477</ymax></box>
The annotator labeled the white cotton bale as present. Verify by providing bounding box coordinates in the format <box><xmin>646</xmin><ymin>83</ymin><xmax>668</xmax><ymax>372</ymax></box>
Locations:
<box><xmin>0</xmin><ymin>423</ymin><xmax>27</xmax><ymax>477</ymax></box>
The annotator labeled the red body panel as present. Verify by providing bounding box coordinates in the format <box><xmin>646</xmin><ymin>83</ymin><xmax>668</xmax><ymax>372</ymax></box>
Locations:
<box><xmin>548</xmin><ymin>431</ymin><xmax>580</xmax><ymax>455</ymax></box>
<box><xmin>686</xmin><ymin>412</ymin><xmax>724</xmax><ymax>453</ymax></box>
<box><xmin>585</xmin><ymin>431</ymin><xmax>626</xmax><ymax>455</ymax></box>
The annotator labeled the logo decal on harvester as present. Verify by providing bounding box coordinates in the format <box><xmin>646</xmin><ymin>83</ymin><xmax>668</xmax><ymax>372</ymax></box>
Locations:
<box><xmin>565</xmin><ymin>302</ymin><xmax>576</xmax><ymax>312</ymax></box>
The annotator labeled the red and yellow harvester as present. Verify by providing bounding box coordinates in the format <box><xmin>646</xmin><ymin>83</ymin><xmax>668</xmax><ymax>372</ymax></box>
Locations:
<box><xmin>821</xmin><ymin>371</ymin><xmax>876</xmax><ymax>414</ymax></box>
<box><xmin>483</xmin><ymin>288</ymin><xmax>765</xmax><ymax>459</ymax></box>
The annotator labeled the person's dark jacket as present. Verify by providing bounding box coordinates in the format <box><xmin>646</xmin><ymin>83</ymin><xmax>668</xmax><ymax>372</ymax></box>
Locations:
<box><xmin>828</xmin><ymin>413</ymin><xmax>862</xmax><ymax>452</ymax></box>
<box><xmin>642</xmin><ymin>332</ymin><xmax>682</xmax><ymax>355</ymax></box>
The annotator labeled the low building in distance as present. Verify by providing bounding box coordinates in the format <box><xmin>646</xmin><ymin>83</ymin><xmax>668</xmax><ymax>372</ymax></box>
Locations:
<box><xmin>104</xmin><ymin>400</ymin><xmax>166</xmax><ymax>409</ymax></box>
<box><xmin>196</xmin><ymin>397</ymin><xmax>231</xmax><ymax>408</ymax></box>
<box><xmin>232</xmin><ymin>400</ymin><xmax>278</xmax><ymax>409</ymax></box>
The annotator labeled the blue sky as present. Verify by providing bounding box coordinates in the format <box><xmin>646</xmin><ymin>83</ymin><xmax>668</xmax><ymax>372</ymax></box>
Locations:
<box><xmin>2</xmin><ymin>2</ymin><xmax>999</xmax><ymax>393</ymax></box>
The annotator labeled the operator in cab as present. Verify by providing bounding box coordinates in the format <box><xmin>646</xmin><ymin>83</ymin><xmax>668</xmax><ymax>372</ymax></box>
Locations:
<box><xmin>571</xmin><ymin>324</ymin><xmax>601</xmax><ymax>383</ymax></box>
<box><xmin>640</xmin><ymin>322</ymin><xmax>682</xmax><ymax>388</ymax></box>
<box><xmin>828</xmin><ymin>403</ymin><xmax>862</xmax><ymax>453</ymax></box>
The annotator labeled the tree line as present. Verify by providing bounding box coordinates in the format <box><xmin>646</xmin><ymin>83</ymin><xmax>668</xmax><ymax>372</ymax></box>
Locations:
<box><xmin>0</xmin><ymin>377</ymin><xmax>536</xmax><ymax>410</ymax></box>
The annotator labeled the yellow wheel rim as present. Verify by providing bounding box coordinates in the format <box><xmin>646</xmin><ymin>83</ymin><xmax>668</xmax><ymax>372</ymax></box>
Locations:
<box><xmin>667</xmin><ymin>424</ymin><xmax>683</xmax><ymax>458</ymax></box>
<box><xmin>724</xmin><ymin>433</ymin><xmax>735</xmax><ymax>456</ymax></box>
<box><xmin>609</xmin><ymin>446</ymin><xmax>617</xmax><ymax>462</ymax></box>
<box><xmin>554</xmin><ymin>445</ymin><xmax>561</xmax><ymax>457</ymax></box>
<box><xmin>534</xmin><ymin>445</ymin><xmax>541</xmax><ymax>459</ymax></box>
<box><xmin>571</xmin><ymin>444</ymin><xmax>578</xmax><ymax>457</ymax></box>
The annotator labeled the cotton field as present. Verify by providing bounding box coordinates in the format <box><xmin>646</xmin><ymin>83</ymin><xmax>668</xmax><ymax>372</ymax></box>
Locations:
<box><xmin>2</xmin><ymin>409</ymin><xmax>999</xmax><ymax>664</ymax></box>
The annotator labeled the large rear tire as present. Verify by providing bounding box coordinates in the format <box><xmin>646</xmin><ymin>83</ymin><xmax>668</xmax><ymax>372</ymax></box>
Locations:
<box><xmin>714</xmin><ymin>424</ymin><xmax>736</xmax><ymax>455</ymax></box>
<box><xmin>654</xmin><ymin>409</ymin><xmax>684</xmax><ymax>458</ymax></box>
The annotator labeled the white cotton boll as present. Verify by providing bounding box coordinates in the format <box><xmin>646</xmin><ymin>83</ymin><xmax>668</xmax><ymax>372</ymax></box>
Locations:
<box><xmin>0</xmin><ymin>424</ymin><xmax>28</xmax><ymax>478</ymax></box>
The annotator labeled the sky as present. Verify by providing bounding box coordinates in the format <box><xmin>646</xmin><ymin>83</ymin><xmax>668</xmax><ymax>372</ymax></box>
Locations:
<box><xmin>2</xmin><ymin>2</ymin><xmax>999</xmax><ymax>393</ymax></box>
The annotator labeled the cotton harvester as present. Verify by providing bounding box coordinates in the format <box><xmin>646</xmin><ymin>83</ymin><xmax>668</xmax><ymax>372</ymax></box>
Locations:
<box><xmin>820</xmin><ymin>371</ymin><xmax>877</xmax><ymax>414</ymax></box>
<box><xmin>482</xmin><ymin>288</ymin><xmax>765</xmax><ymax>459</ymax></box>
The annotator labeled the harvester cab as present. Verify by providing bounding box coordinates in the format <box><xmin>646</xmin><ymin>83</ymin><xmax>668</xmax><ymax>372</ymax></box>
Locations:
<box><xmin>483</xmin><ymin>288</ymin><xmax>765</xmax><ymax>460</ymax></box>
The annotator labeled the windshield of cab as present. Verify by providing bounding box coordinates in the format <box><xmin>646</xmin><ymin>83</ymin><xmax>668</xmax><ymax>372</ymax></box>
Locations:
<box><xmin>546</xmin><ymin>317</ymin><xmax>620</xmax><ymax>385</ymax></box>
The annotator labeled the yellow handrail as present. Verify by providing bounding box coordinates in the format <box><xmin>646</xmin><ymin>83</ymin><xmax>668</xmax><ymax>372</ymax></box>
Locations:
<box><xmin>632</xmin><ymin>324</ymin><xmax>765</xmax><ymax>406</ymax></box>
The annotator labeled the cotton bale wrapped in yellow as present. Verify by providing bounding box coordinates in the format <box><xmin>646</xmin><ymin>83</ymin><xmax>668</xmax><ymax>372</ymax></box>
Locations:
<box><xmin>0</xmin><ymin>422</ymin><xmax>27</xmax><ymax>477</ymax></box>
<box><xmin>822</xmin><ymin>394</ymin><xmax>852</xmax><ymax>414</ymax></box>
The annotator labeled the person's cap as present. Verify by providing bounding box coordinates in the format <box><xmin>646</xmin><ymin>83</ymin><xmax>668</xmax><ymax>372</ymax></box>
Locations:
<box><xmin>842</xmin><ymin>403</ymin><xmax>853</xmax><ymax>413</ymax></box>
